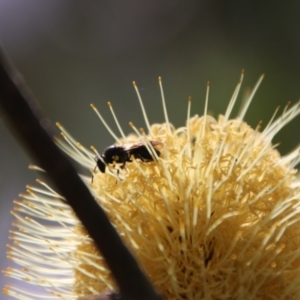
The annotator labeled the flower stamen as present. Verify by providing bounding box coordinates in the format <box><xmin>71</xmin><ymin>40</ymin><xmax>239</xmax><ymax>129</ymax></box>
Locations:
<box><xmin>90</xmin><ymin>103</ymin><xmax>120</xmax><ymax>142</ymax></box>
<box><xmin>158</xmin><ymin>76</ymin><xmax>171</xmax><ymax>134</ymax></box>
<box><xmin>237</xmin><ymin>73</ymin><xmax>264</xmax><ymax>120</ymax></box>
<box><xmin>223</xmin><ymin>70</ymin><xmax>244</xmax><ymax>124</ymax></box>
<box><xmin>132</xmin><ymin>81</ymin><xmax>152</xmax><ymax>134</ymax></box>
<box><xmin>107</xmin><ymin>101</ymin><xmax>127</xmax><ymax>139</ymax></box>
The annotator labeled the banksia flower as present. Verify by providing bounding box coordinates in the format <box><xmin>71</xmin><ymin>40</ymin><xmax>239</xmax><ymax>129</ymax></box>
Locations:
<box><xmin>3</xmin><ymin>73</ymin><xmax>300</xmax><ymax>299</ymax></box>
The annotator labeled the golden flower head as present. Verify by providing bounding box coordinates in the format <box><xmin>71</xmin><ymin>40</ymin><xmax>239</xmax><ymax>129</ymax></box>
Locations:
<box><xmin>3</xmin><ymin>73</ymin><xmax>300</xmax><ymax>300</ymax></box>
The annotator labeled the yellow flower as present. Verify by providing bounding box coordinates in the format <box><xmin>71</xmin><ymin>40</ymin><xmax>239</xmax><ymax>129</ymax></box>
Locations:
<box><xmin>3</xmin><ymin>73</ymin><xmax>300</xmax><ymax>300</ymax></box>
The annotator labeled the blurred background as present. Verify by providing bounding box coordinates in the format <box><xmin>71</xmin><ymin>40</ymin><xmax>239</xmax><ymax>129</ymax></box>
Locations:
<box><xmin>1</xmin><ymin>1</ymin><xmax>300</xmax><ymax>298</ymax></box>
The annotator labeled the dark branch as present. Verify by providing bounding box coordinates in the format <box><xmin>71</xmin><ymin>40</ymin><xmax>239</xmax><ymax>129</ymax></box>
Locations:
<box><xmin>0</xmin><ymin>48</ymin><xmax>161</xmax><ymax>300</ymax></box>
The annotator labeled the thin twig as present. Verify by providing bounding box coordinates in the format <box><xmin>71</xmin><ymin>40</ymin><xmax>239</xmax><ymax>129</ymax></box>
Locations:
<box><xmin>0</xmin><ymin>48</ymin><xmax>161</xmax><ymax>300</ymax></box>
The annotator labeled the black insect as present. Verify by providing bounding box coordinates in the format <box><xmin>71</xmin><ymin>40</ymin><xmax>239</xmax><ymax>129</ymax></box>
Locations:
<box><xmin>95</xmin><ymin>141</ymin><xmax>162</xmax><ymax>174</ymax></box>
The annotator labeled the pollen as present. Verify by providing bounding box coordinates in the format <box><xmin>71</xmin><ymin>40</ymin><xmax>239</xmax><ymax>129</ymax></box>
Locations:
<box><xmin>3</xmin><ymin>73</ymin><xmax>300</xmax><ymax>300</ymax></box>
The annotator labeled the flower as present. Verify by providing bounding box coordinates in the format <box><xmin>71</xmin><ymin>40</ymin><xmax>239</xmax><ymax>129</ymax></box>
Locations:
<box><xmin>3</xmin><ymin>73</ymin><xmax>300</xmax><ymax>299</ymax></box>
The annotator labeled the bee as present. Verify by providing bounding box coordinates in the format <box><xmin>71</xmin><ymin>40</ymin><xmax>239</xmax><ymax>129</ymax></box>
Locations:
<box><xmin>95</xmin><ymin>141</ymin><xmax>162</xmax><ymax>174</ymax></box>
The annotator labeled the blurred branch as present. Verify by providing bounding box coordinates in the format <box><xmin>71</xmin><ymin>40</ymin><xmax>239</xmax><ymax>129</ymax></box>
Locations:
<box><xmin>0</xmin><ymin>48</ymin><xmax>161</xmax><ymax>300</ymax></box>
